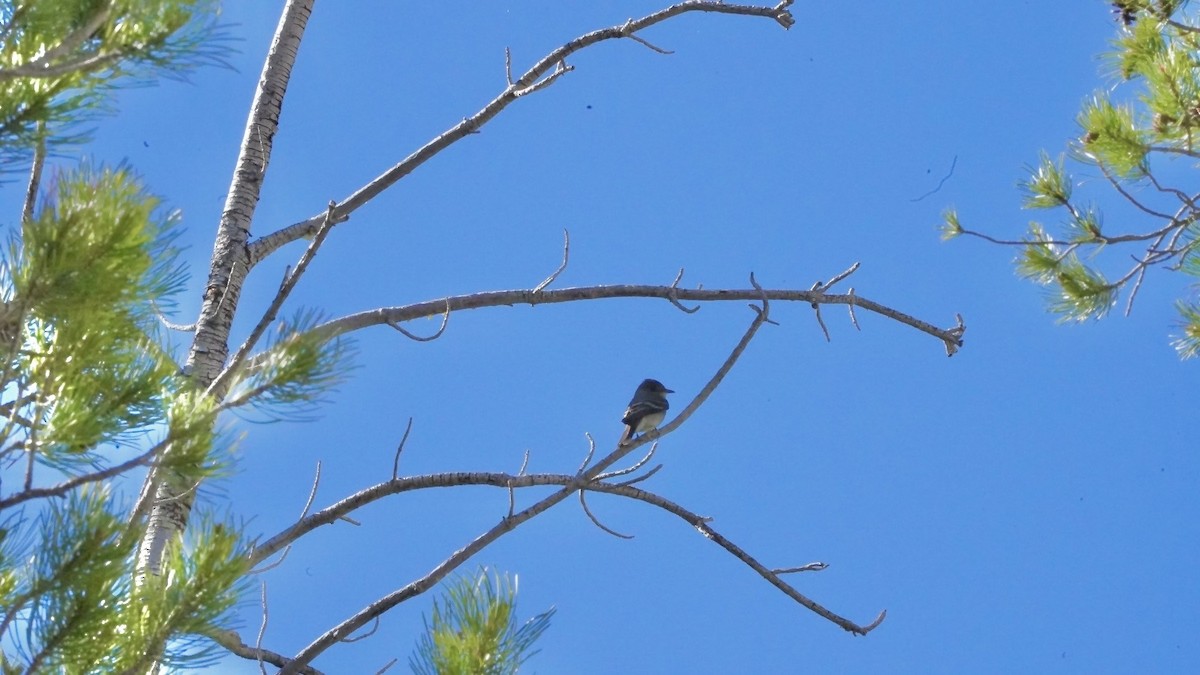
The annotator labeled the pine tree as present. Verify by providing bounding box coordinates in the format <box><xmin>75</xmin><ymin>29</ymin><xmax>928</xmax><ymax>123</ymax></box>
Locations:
<box><xmin>944</xmin><ymin>0</ymin><xmax>1200</xmax><ymax>357</ymax></box>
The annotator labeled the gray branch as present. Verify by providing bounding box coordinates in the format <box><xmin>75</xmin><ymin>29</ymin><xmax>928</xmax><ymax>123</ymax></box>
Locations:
<box><xmin>246</xmin><ymin>0</ymin><xmax>796</xmax><ymax>267</ymax></box>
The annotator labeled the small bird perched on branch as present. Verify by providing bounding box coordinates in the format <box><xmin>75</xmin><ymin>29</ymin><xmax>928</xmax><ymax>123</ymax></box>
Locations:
<box><xmin>620</xmin><ymin>379</ymin><xmax>673</xmax><ymax>444</ymax></box>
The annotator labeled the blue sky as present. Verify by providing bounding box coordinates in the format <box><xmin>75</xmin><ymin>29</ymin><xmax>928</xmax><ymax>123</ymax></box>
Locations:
<box><xmin>5</xmin><ymin>1</ymin><xmax>1199</xmax><ymax>673</ymax></box>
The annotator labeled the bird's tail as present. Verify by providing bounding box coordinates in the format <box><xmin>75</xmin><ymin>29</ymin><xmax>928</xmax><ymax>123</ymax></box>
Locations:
<box><xmin>618</xmin><ymin>424</ymin><xmax>635</xmax><ymax>445</ymax></box>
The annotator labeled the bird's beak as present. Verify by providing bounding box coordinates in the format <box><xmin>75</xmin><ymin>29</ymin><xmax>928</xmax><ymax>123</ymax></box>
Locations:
<box><xmin>664</xmin><ymin>388</ymin><xmax>675</xmax><ymax>394</ymax></box>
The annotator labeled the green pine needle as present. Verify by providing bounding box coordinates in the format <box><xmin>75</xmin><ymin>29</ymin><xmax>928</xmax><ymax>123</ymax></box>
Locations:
<box><xmin>411</xmin><ymin>568</ymin><xmax>555</xmax><ymax>675</ymax></box>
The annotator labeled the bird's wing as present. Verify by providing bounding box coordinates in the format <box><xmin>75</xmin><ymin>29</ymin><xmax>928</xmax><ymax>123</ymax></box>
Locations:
<box><xmin>622</xmin><ymin>400</ymin><xmax>667</xmax><ymax>426</ymax></box>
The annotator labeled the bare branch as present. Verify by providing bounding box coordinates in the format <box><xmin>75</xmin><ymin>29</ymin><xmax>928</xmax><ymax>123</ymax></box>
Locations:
<box><xmin>249</xmin><ymin>545</ymin><xmax>291</xmax><ymax>575</ymax></box>
<box><xmin>847</xmin><ymin>288</ymin><xmax>861</xmax><ymax>331</ymax></box>
<box><xmin>300</xmin><ymin>462</ymin><xmax>321</xmax><ymax>520</ymax></box>
<box><xmin>615</xmin><ymin>464</ymin><xmax>663</xmax><ymax>487</ymax></box>
<box><xmin>0</xmin><ymin>438</ymin><xmax>168</xmax><ymax>510</ymax></box>
<box><xmin>513</xmin><ymin>59</ymin><xmax>574</xmax><ymax>97</ymax></box>
<box><xmin>596</xmin><ymin>442</ymin><xmax>658</xmax><ymax>481</ymax></box>
<box><xmin>749</xmin><ymin>272</ymin><xmax>779</xmax><ymax>326</ymax></box>
<box><xmin>150</xmin><ymin>300</ymin><xmax>197</xmax><ymax>332</ymax></box>
<box><xmin>21</xmin><ymin>122</ymin><xmax>46</xmax><ymax>224</ymax></box>
<box><xmin>668</xmin><ymin>268</ymin><xmax>701</xmax><ymax>313</ymax></box>
<box><xmin>507</xmin><ymin>451</ymin><xmax>530</xmax><ymax>518</ymax></box>
<box><xmin>341</xmin><ymin>617</ymin><xmax>379</xmax><ymax>644</ymax></box>
<box><xmin>1097</xmin><ymin>161</ymin><xmax>1179</xmax><ymax>221</ymax></box>
<box><xmin>208</xmin><ymin>201</ymin><xmax>340</xmax><ymax>400</ymax></box>
<box><xmin>620</xmin><ymin>19</ymin><xmax>675</xmax><ymax>54</ymax></box>
<box><xmin>211</xmin><ymin>630</ymin><xmax>323</xmax><ymax>675</ymax></box>
<box><xmin>282</xmin><ymin>279</ymin><xmax>964</xmax><ymax>356</ymax></box>
<box><xmin>257</xmin><ymin>582</ymin><xmax>270</xmax><ymax>675</ymax></box>
<box><xmin>392</xmin><ymin>418</ymin><xmax>414</xmax><ymax>479</ymax></box>
<box><xmin>1125</xmin><ymin>262</ymin><xmax>1149</xmax><ymax>317</ymax></box>
<box><xmin>247</xmin><ymin>0</ymin><xmax>796</xmax><ymax>266</ymax></box>
<box><xmin>277</xmin><ymin>304</ymin><xmax>771</xmax><ymax>672</ymax></box>
<box><xmin>533</xmin><ymin>229</ymin><xmax>570</xmax><ymax>293</ymax></box>
<box><xmin>577</xmin><ymin>432</ymin><xmax>597</xmax><ymax>474</ymax></box>
<box><xmin>819</xmin><ymin>262</ymin><xmax>861</xmax><ymax>292</ymax></box>
<box><xmin>386</xmin><ymin>300</ymin><xmax>450</xmax><ymax>342</ymax></box>
<box><xmin>944</xmin><ymin>314</ymin><xmax>965</xmax><ymax>357</ymax></box>
<box><xmin>579</xmin><ymin>490</ymin><xmax>634</xmax><ymax>539</ymax></box>
<box><xmin>253</xmin><ymin>466</ymin><xmax>881</xmax><ymax>646</ymax></box>
<box><xmin>809</xmin><ymin>280</ymin><xmax>831</xmax><ymax>341</ymax></box>
<box><xmin>908</xmin><ymin>154</ymin><xmax>957</xmax><ymax>203</ymax></box>
<box><xmin>601</xmin><ymin>480</ymin><xmax>881</xmax><ymax>633</ymax></box>
<box><xmin>773</xmin><ymin>562</ymin><xmax>829</xmax><ymax>574</ymax></box>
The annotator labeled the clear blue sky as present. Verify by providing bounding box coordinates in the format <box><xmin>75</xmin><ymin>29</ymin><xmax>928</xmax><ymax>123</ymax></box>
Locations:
<box><xmin>7</xmin><ymin>2</ymin><xmax>1199</xmax><ymax>673</ymax></box>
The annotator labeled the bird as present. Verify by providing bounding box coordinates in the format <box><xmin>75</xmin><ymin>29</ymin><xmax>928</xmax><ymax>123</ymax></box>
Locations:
<box><xmin>620</xmin><ymin>379</ymin><xmax>674</xmax><ymax>444</ymax></box>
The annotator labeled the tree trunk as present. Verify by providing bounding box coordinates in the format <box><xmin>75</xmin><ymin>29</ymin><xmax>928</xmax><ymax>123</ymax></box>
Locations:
<box><xmin>136</xmin><ymin>0</ymin><xmax>314</xmax><ymax>577</ymax></box>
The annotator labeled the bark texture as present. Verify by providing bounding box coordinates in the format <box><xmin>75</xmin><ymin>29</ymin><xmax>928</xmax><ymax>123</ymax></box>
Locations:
<box><xmin>137</xmin><ymin>0</ymin><xmax>315</xmax><ymax>577</ymax></box>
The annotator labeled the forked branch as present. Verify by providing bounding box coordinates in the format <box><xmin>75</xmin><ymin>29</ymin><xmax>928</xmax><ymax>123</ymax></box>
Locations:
<box><xmin>277</xmin><ymin>293</ymin><xmax>772</xmax><ymax>673</ymax></box>
<box><xmin>284</xmin><ymin>271</ymin><xmax>966</xmax><ymax>358</ymax></box>
<box><xmin>249</xmin><ymin>463</ymin><xmax>881</xmax><ymax>673</ymax></box>
<box><xmin>247</xmin><ymin>1</ymin><xmax>796</xmax><ymax>266</ymax></box>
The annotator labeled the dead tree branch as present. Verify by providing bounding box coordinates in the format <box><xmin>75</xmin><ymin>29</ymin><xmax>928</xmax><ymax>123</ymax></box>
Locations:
<box><xmin>210</xmin><ymin>630</ymin><xmax>323</xmax><ymax>675</ymax></box>
<box><xmin>246</xmin><ymin>1</ymin><xmax>796</xmax><ymax>267</ymax></box>
<box><xmin>278</xmin><ymin>274</ymin><xmax>966</xmax><ymax>358</ymax></box>
<box><xmin>277</xmin><ymin>295</ymin><xmax>771</xmax><ymax>673</ymax></box>
<box><xmin>208</xmin><ymin>201</ymin><xmax>339</xmax><ymax>400</ymax></box>
<box><xmin>251</xmin><ymin>464</ymin><xmax>882</xmax><ymax>653</ymax></box>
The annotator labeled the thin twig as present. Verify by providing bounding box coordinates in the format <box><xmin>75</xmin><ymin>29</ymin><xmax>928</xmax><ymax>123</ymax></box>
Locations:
<box><xmin>249</xmin><ymin>466</ymin><xmax>884</xmax><ymax>640</ymax></box>
<box><xmin>908</xmin><ymin>154</ymin><xmax>957</xmax><ymax>202</ymax></box>
<box><xmin>277</xmin><ymin>298</ymin><xmax>774</xmax><ymax>672</ymax></box>
<box><xmin>847</xmin><ymin>288</ymin><xmax>861</xmax><ymax>330</ymax></box>
<box><xmin>250</xmin><ymin>545</ymin><xmax>291</xmax><ymax>574</ymax></box>
<box><xmin>208</xmin><ymin>201</ymin><xmax>340</xmax><ymax>399</ymax></box>
<box><xmin>512</xmin><ymin>60</ymin><xmax>574</xmax><ymax>97</ymax></box>
<box><xmin>248</xmin><ymin>0</ymin><xmax>797</xmax><ymax>267</ymax></box>
<box><xmin>596</xmin><ymin>442</ymin><xmax>658</xmax><ymax>480</ymax></box>
<box><xmin>22</xmin><ymin>122</ymin><xmax>46</xmax><ymax>224</ymax></box>
<box><xmin>820</xmin><ymin>262</ymin><xmax>861</xmax><ymax>291</ymax></box>
<box><xmin>579</xmin><ymin>490</ymin><xmax>634</xmax><ymax>539</ymax></box>
<box><xmin>210</xmin><ymin>630</ymin><xmax>323</xmax><ymax>675</ymax></box>
<box><xmin>620</xmin><ymin>19</ymin><xmax>676</xmax><ymax>53</ymax></box>
<box><xmin>667</xmin><ymin>268</ymin><xmax>700</xmax><ymax>313</ymax></box>
<box><xmin>533</xmin><ymin>229</ymin><xmax>570</xmax><ymax>292</ymax></box>
<box><xmin>773</xmin><ymin>562</ymin><xmax>829</xmax><ymax>574</ymax></box>
<box><xmin>386</xmin><ymin>300</ymin><xmax>450</xmax><ymax>342</ymax></box>
<box><xmin>749</xmin><ymin>272</ymin><xmax>778</xmax><ymax>326</ymax></box>
<box><xmin>944</xmin><ymin>314</ymin><xmax>966</xmax><ymax>357</ymax></box>
<box><xmin>392</xmin><ymin>418</ymin><xmax>414</xmax><ymax>479</ymax></box>
<box><xmin>257</xmin><ymin>582</ymin><xmax>270</xmax><ymax>675</ymax></box>
<box><xmin>22</xmin><ymin>444</ymin><xmax>35</xmax><ymax>491</ymax></box>
<box><xmin>615</xmin><ymin>463</ymin><xmax>663</xmax><ymax>486</ymax></box>
<box><xmin>0</xmin><ymin>438</ymin><xmax>169</xmax><ymax>510</ymax></box>
<box><xmin>809</xmin><ymin>280</ymin><xmax>831</xmax><ymax>342</ymax></box>
<box><xmin>576</xmin><ymin>432</ymin><xmax>597</xmax><ymax>474</ymax></box>
<box><xmin>300</xmin><ymin>462</ymin><xmax>322</xmax><ymax>520</ymax></box>
<box><xmin>341</xmin><ymin>617</ymin><xmax>379</xmax><ymax>643</ymax></box>
<box><xmin>150</xmin><ymin>299</ymin><xmax>197</xmax><ymax>332</ymax></box>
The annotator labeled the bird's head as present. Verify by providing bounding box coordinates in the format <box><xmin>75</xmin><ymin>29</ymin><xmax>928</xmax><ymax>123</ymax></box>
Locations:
<box><xmin>639</xmin><ymin>379</ymin><xmax>674</xmax><ymax>395</ymax></box>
